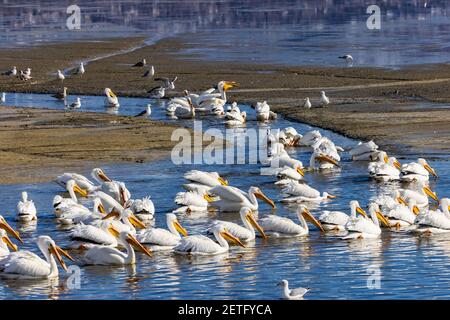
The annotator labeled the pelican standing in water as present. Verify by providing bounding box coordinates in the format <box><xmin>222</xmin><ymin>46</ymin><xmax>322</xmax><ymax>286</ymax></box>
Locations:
<box><xmin>174</xmin><ymin>225</ymin><xmax>245</xmax><ymax>255</ymax></box>
<box><xmin>278</xmin><ymin>280</ymin><xmax>310</xmax><ymax>300</ymax></box>
<box><xmin>104</xmin><ymin>88</ymin><xmax>120</xmax><ymax>108</ymax></box>
<box><xmin>208</xmin><ymin>207</ymin><xmax>267</xmax><ymax>242</ymax></box>
<box><xmin>16</xmin><ymin>191</ymin><xmax>37</xmax><ymax>222</ymax></box>
<box><xmin>259</xmin><ymin>205</ymin><xmax>324</xmax><ymax>237</ymax></box>
<box><xmin>401</xmin><ymin>158</ymin><xmax>438</xmax><ymax>182</ymax></box>
<box><xmin>137</xmin><ymin>213</ymin><xmax>188</xmax><ymax>250</ymax></box>
<box><xmin>319</xmin><ymin>200</ymin><xmax>367</xmax><ymax>231</ymax></box>
<box><xmin>82</xmin><ymin>229</ymin><xmax>152</xmax><ymax>265</ymax></box>
<box><xmin>0</xmin><ymin>236</ymin><xmax>74</xmax><ymax>279</ymax></box>
<box><xmin>342</xmin><ymin>203</ymin><xmax>390</xmax><ymax>239</ymax></box>
<box><xmin>209</xmin><ymin>185</ymin><xmax>276</xmax><ymax>212</ymax></box>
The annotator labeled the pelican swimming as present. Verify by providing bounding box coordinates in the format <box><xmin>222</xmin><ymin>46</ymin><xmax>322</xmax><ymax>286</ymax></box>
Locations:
<box><xmin>309</xmin><ymin>151</ymin><xmax>340</xmax><ymax>171</ymax></box>
<box><xmin>209</xmin><ymin>185</ymin><xmax>276</xmax><ymax>212</ymax></box>
<box><xmin>374</xmin><ymin>190</ymin><xmax>405</xmax><ymax>211</ymax></box>
<box><xmin>16</xmin><ymin>191</ymin><xmax>37</xmax><ymax>222</ymax></box>
<box><xmin>259</xmin><ymin>205</ymin><xmax>324</xmax><ymax>237</ymax></box>
<box><xmin>174</xmin><ymin>191</ymin><xmax>212</xmax><ymax>213</ymax></box>
<box><xmin>343</xmin><ymin>203</ymin><xmax>390</xmax><ymax>239</ymax></box>
<box><xmin>70</xmin><ymin>221</ymin><xmax>119</xmax><ymax>248</ymax></box>
<box><xmin>401</xmin><ymin>158</ymin><xmax>438</xmax><ymax>182</ymax></box>
<box><xmin>385</xmin><ymin>199</ymin><xmax>420</xmax><ymax>229</ymax></box>
<box><xmin>399</xmin><ymin>181</ymin><xmax>439</xmax><ymax>208</ymax></box>
<box><xmin>173</xmin><ymin>97</ymin><xmax>196</xmax><ymax>119</ymax></box>
<box><xmin>281</xmin><ymin>181</ymin><xmax>336</xmax><ymax>203</ymax></box>
<box><xmin>52</xmin><ymin>87</ymin><xmax>67</xmax><ymax>100</ymax></box>
<box><xmin>57</xmin><ymin>70</ymin><xmax>65</xmax><ymax>82</ymax></box>
<box><xmin>225</xmin><ymin>102</ymin><xmax>246</xmax><ymax>125</ymax></box>
<box><xmin>100</xmin><ymin>208</ymin><xmax>146</xmax><ymax>235</ymax></box>
<box><xmin>174</xmin><ymin>225</ymin><xmax>245</xmax><ymax>255</ymax></box>
<box><xmin>137</xmin><ymin>213</ymin><xmax>188</xmax><ymax>250</ymax></box>
<box><xmin>319</xmin><ymin>91</ymin><xmax>330</xmax><ymax>106</ymax></box>
<box><xmin>275</xmin><ymin>166</ymin><xmax>306</xmax><ymax>185</ymax></box>
<box><xmin>208</xmin><ymin>207</ymin><xmax>267</xmax><ymax>242</ymax></box>
<box><xmin>350</xmin><ymin>141</ymin><xmax>379</xmax><ymax>161</ymax></box>
<box><xmin>82</xmin><ymin>229</ymin><xmax>152</xmax><ymax>265</ymax></box>
<box><xmin>57</xmin><ymin>197</ymin><xmax>105</xmax><ymax>225</ymax></box>
<box><xmin>298</xmin><ymin>130</ymin><xmax>322</xmax><ymax>147</ymax></box>
<box><xmin>319</xmin><ymin>200</ymin><xmax>367</xmax><ymax>231</ymax></box>
<box><xmin>278</xmin><ymin>280</ymin><xmax>309</xmax><ymax>300</ymax></box>
<box><xmin>369</xmin><ymin>156</ymin><xmax>401</xmax><ymax>182</ymax></box>
<box><xmin>128</xmin><ymin>196</ymin><xmax>155</xmax><ymax>223</ymax></box>
<box><xmin>196</xmin><ymin>81</ymin><xmax>238</xmax><ymax>113</ymax></box>
<box><xmin>303</xmin><ymin>97</ymin><xmax>311</xmax><ymax>109</ymax></box>
<box><xmin>256</xmin><ymin>101</ymin><xmax>276</xmax><ymax>121</ymax></box>
<box><xmin>182</xmin><ymin>170</ymin><xmax>228</xmax><ymax>193</ymax></box>
<box><xmin>0</xmin><ymin>236</ymin><xmax>74</xmax><ymax>279</ymax></box>
<box><xmin>414</xmin><ymin>198</ymin><xmax>450</xmax><ymax>234</ymax></box>
<box><xmin>53</xmin><ymin>180</ymin><xmax>89</xmax><ymax>215</ymax></box>
<box><xmin>104</xmin><ymin>88</ymin><xmax>120</xmax><ymax>108</ymax></box>
<box><xmin>279</xmin><ymin>127</ymin><xmax>303</xmax><ymax>147</ymax></box>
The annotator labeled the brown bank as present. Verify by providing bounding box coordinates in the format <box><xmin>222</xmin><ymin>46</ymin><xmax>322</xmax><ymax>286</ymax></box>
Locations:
<box><xmin>0</xmin><ymin>37</ymin><xmax>449</xmax><ymax>183</ymax></box>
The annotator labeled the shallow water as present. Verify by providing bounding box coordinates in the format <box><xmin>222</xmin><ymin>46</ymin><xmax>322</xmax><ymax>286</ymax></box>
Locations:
<box><xmin>1</xmin><ymin>1</ymin><xmax>450</xmax><ymax>67</ymax></box>
<box><xmin>0</xmin><ymin>93</ymin><xmax>448</xmax><ymax>299</ymax></box>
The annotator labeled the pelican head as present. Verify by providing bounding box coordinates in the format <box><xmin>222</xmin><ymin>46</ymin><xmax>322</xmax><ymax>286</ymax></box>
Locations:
<box><xmin>38</xmin><ymin>236</ymin><xmax>74</xmax><ymax>271</ymax></box>
<box><xmin>0</xmin><ymin>229</ymin><xmax>18</xmax><ymax>252</ymax></box>
<box><xmin>250</xmin><ymin>187</ymin><xmax>276</xmax><ymax>208</ymax></box>
<box><xmin>167</xmin><ymin>213</ymin><xmax>188</xmax><ymax>237</ymax></box>
<box><xmin>408</xmin><ymin>199</ymin><xmax>420</xmax><ymax>215</ymax></box>
<box><xmin>104</xmin><ymin>88</ymin><xmax>117</xmax><ymax>98</ymax></box>
<box><xmin>0</xmin><ymin>216</ymin><xmax>23</xmax><ymax>244</ymax></box>
<box><xmin>218</xmin><ymin>81</ymin><xmax>239</xmax><ymax>92</ymax></box>
<box><xmin>295</xmin><ymin>165</ymin><xmax>305</xmax><ymax>177</ymax></box>
<box><xmin>418</xmin><ymin>158</ymin><xmax>438</xmax><ymax>177</ymax></box>
<box><xmin>323</xmin><ymin>192</ymin><xmax>337</xmax><ymax>199</ymax></box>
<box><xmin>103</xmin><ymin>208</ymin><xmax>146</xmax><ymax>230</ymax></box>
<box><xmin>240</xmin><ymin>207</ymin><xmax>266</xmax><ymax>238</ymax></box>
<box><xmin>315</xmin><ymin>153</ymin><xmax>340</xmax><ymax>167</ymax></box>
<box><xmin>369</xmin><ymin>203</ymin><xmax>390</xmax><ymax>227</ymax></box>
<box><xmin>66</xmin><ymin>179</ymin><xmax>88</xmax><ymax>198</ymax></box>
<box><xmin>91</xmin><ymin>168</ymin><xmax>112</xmax><ymax>182</ymax></box>
<box><xmin>212</xmin><ymin>225</ymin><xmax>246</xmax><ymax>248</ymax></box>
<box><xmin>108</xmin><ymin>228</ymin><xmax>152</xmax><ymax>258</ymax></box>
<box><xmin>350</xmin><ymin>200</ymin><xmax>367</xmax><ymax>217</ymax></box>
<box><xmin>320</xmin><ymin>91</ymin><xmax>326</xmax><ymax>96</ymax></box>
<box><xmin>423</xmin><ymin>185</ymin><xmax>439</xmax><ymax>202</ymax></box>
<box><xmin>440</xmin><ymin>198</ymin><xmax>450</xmax><ymax>213</ymax></box>
<box><xmin>298</xmin><ymin>205</ymin><xmax>324</xmax><ymax>232</ymax></box>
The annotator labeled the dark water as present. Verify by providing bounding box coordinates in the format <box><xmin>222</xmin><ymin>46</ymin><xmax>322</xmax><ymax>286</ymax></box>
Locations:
<box><xmin>0</xmin><ymin>0</ymin><xmax>449</xmax><ymax>67</ymax></box>
<box><xmin>0</xmin><ymin>93</ymin><xmax>448</xmax><ymax>299</ymax></box>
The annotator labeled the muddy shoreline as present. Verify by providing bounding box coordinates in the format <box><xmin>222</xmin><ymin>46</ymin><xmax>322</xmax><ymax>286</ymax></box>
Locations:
<box><xmin>0</xmin><ymin>36</ymin><xmax>448</xmax><ymax>183</ymax></box>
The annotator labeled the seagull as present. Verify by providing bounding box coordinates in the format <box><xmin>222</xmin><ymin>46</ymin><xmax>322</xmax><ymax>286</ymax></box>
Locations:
<box><xmin>319</xmin><ymin>91</ymin><xmax>330</xmax><ymax>106</ymax></box>
<box><xmin>134</xmin><ymin>104</ymin><xmax>151</xmax><ymax>117</ymax></box>
<box><xmin>24</xmin><ymin>68</ymin><xmax>31</xmax><ymax>77</ymax></box>
<box><xmin>57</xmin><ymin>70</ymin><xmax>65</xmax><ymax>82</ymax></box>
<box><xmin>155</xmin><ymin>77</ymin><xmax>177</xmax><ymax>90</ymax></box>
<box><xmin>74</xmin><ymin>62</ymin><xmax>85</xmax><ymax>76</ymax></box>
<box><xmin>277</xmin><ymin>280</ymin><xmax>309</xmax><ymax>300</ymax></box>
<box><xmin>303</xmin><ymin>97</ymin><xmax>311</xmax><ymax>109</ymax></box>
<box><xmin>132</xmin><ymin>58</ymin><xmax>146</xmax><ymax>67</ymax></box>
<box><xmin>339</xmin><ymin>55</ymin><xmax>354</xmax><ymax>66</ymax></box>
<box><xmin>2</xmin><ymin>66</ymin><xmax>17</xmax><ymax>76</ymax></box>
<box><xmin>142</xmin><ymin>66</ymin><xmax>155</xmax><ymax>78</ymax></box>
<box><xmin>19</xmin><ymin>70</ymin><xmax>32</xmax><ymax>81</ymax></box>
<box><xmin>0</xmin><ymin>93</ymin><xmax>5</xmax><ymax>104</ymax></box>
<box><xmin>68</xmin><ymin>97</ymin><xmax>81</xmax><ymax>109</ymax></box>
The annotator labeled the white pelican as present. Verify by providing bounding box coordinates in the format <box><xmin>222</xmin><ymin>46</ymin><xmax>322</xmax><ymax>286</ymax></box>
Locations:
<box><xmin>374</xmin><ymin>190</ymin><xmax>405</xmax><ymax>211</ymax></box>
<box><xmin>208</xmin><ymin>207</ymin><xmax>267</xmax><ymax>242</ymax></box>
<box><xmin>399</xmin><ymin>181</ymin><xmax>439</xmax><ymax>208</ymax></box>
<box><xmin>339</xmin><ymin>55</ymin><xmax>354</xmax><ymax>66</ymax></box>
<box><xmin>128</xmin><ymin>196</ymin><xmax>155</xmax><ymax>223</ymax></box>
<box><xmin>309</xmin><ymin>151</ymin><xmax>340</xmax><ymax>171</ymax></box>
<box><xmin>275</xmin><ymin>166</ymin><xmax>306</xmax><ymax>185</ymax></box>
<box><xmin>415</xmin><ymin>198</ymin><xmax>450</xmax><ymax>234</ymax></box>
<box><xmin>209</xmin><ymin>185</ymin><xmax>276</xmax><ymax>212</ymax></box>
<box><xmin>299</xmin><ymin>130</ymin><xmax>322</xmax><ymax>146</ymax></box>
<box><xmin>104</xmin><ymin>88</ymin><xmax>120</xmax><ymax>108</ymax></box>
<box><xmin>68</xmin><ymin>97</ymin><xmax>81</xmax><ymax>109</ymax></box>
<box><xmin>100</xmin><ymin>208</ymin><xmax>146</xmax><ymax>235</ymax></box>
<box><xmin>260</xmin><ymin>205</ymin><xmax>324</xmax><ymax>237</ymax></box>
<box><xmin>134</xmin><ymin>104</ymin><xmax>152</xmax><ymax>118</ymax></box>
<box><xmin>58</xmin><ymin>197</ymin><xmax>105</xmax><ymax>225</ymax></box>
<box><xmin>225</xmin><ymin>102</ymin><xmax>246</xmax><ymax>125</ymax></box>
<box><xmin>0</xmin><ymin>216</ymin><xmax>23</xmax><ymax>245</ymax></box>
<box><xmin>281</xmin><ymin>181</ymin><xmax>336</xmax><ymax>203</ymax></box>
<box><xmin>142</xmin><ymin>65</ymin><xmax>155</xmax><ymax>78</ymax></box>
<box><xmin>311</xmin><ymin>136</ymin><xmax>342</xmax><ymax>160</ymax></box>
<box><xmin>75</xmin><ymin>62</ymin><xmax>85</xmax><ymax>75</ymax></box>
<box><xmin>2</xmin><ymin>66</ymin><xmax>17</xmax><ymax>76</ymax></box>
<box><xmin>303</xmin><ymin>97</ymin><xmax>311</xmax><ymax>109</ymax></box>
<box><xmin>182</xmin><ymin>170</ymin><xmax>228</xmax><ymax>193</ymax></box>
<box><xmin>173</xmin><ymin>97</ymin><xmax>196</xmax><ymax>119</ymax></box>
<box><xmin>256</xmin><ymin>101</ymin><xmax>273</xmax><ymax>121</ymax></box>
<box><xmin>16</xmin><ymin>191</ymin><xmax>37</xmax><ymax>222</ymax></box>
<box><xmin>343</xmin><ymin>203</ymin><xmax>390</xmax><ymax>239</ymax></box>
<box><xmin>132</xmin><ymin>58</ymin><xmax>146</xmax><ymax>67</ymax></box>
<box><xmin>386</xmin><ymin>199</ymin><xmax>420</xmax><ymax>229</ymax></box>
<box><xmin>280</xmin><ymin>127</ymin><xmax>303</xmax><ymax>147</ymax></box>
<box><xmin>319</xmin><ymin>91</ymin><xmax>330</xmax><ymax>106</ymax></box>
<box><xmin>0</xmin><ymin>229</ymin><xmax>18</xmax><ymax>258</ymax></box>
<box><xmin>53</xmin><ymin>180</ymin><xmax>89</xmax><ymax>215</ymax></box>
<box><xmin>370</xmin><ymin>157</ymin><xmax>401</xmax><ymax>182</ymax></box>
<box><xmin>174</xmin><ymin>225</ymin><xmax>245</xmax><ymax>255</ymax></box>
<box><xmin>401</xmin><ymin>158</ymin><xmax>438</xmax><ymax>182</ymax></box>
<box><xmin>350</xmin><ymin>141</ymin><xmax>379</xmax><ymax>161</ymax></box>
<box><xmin>57</xmin><ymin>70</ymin><xmax>65</xmax><ymax>82</ymax></box>
<box><xmin>0</xmin><ymin>236</ymin><xmax>74</xmax><ymax>279</ymax></box>
<box><xmin>70</xmin><ymin>221</ymin><xmax>118</xmax><ymax>247</ymax></box>
<box><xmin>196</xmin><ymin>81</ymin><xmax>238</xmax><ymax>112</ymax></box>
<box><xmin>278</xmin><ymin>280</ymin><xmax>309</xmax><ymax>300</ymax></box>
<box><xmin>82</xmin><ymin>229</ymin><xmax>152</xmax><ymax>265</ymax></box>
<box><xmin>137</xmin><ymin>213</ymin><xmax>188</xmax><ymax>250</ymax></box>
<box><xmin>174</xmin><ymin>191</ymin><xmax>212</xmax><ymax>213</ymax></box>
<box><xmin>319</xmin><ymin>200</ymin><xmax>367</xmax><ymax>231</ymax></box>
<box><xmin>52</xmin><ymin>87</ymin><xmax>68</xmax><ymax>100</ymax></box>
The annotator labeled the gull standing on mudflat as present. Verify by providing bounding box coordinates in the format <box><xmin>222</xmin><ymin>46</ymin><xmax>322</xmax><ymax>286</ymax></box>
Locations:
<box><xmin>142</xmin><ymin>66</ymin><xmax>155</xmax><ymax>78</ymax></box>
<box><xmin>2</xmin><ymin>66</ymin><xmax>17</xmax><ymax>76</ymax></box>
<box><xmin>319</xmin><ymin>91</ymin><xmax>329</xmax><ymax>106</ymax></box>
